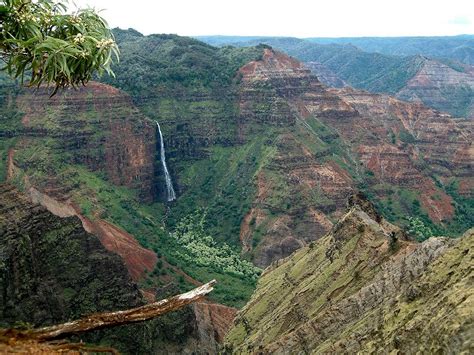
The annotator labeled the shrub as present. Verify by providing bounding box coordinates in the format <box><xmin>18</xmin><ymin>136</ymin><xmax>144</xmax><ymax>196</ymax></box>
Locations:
<box><xmin>407</xmin><ymin>216</ymin><xmax>433</xmax><ymax>241</ymax></box>
<box><xmin>170</xmin><ymin>209</ymin><xmax>261</xmax><ymax>281</ymax></box>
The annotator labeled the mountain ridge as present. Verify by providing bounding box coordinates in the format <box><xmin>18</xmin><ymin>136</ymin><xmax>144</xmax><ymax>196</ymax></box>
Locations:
<box><xmin>196</xmin><ymin>35</ymin><xmax>474</xmax><ymax>118</ymax></box>
<box><xmin>225</xmin><ymin>196</ymin><xmax>473</xmax><ymax>353</ymax></box>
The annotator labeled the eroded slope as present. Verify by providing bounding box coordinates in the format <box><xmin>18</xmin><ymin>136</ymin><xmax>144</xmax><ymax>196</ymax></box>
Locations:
<box><xmin>225</xmin><ymin>199</ymin><xmax>473</xmax><ymax>353</ymax></box>
<box><xmin>235</xmin><ymin>48</ymin><xmax>472</xmax><ymax>266</ymax></box>
<box><xmin>0</xmin><ymin>184</ymin><xmax>150</xmax><ymax>353</ymax></box>
<box><xmin>396</xmin><ymin>58</ymin><xmax>474</xmax><ymax>118</ymax></box>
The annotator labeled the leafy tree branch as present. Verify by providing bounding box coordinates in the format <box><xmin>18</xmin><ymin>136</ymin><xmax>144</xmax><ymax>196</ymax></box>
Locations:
<box><xmin>0</xmin><ymin>0</ymin><xmax>118</xmax><ymax>93</ymax></box>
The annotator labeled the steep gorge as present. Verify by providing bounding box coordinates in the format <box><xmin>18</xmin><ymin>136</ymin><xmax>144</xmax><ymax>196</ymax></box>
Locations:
<box><xmin>0</xmin><ymin>32</ymin><xmax>473</xmax><ymax>351</ymax></box>
<box><xmin>98</xmin><ymin>32</ymin><xmax>471</xmax><ymax>268</ymax></box>
<box><xmin>1</xmin><ymin>78</ymin><xmax>243</xmax><ymax>352</ymax></box>
<box><xmin>4</xmin><ymin>37</ymin><xmax>472</xmax><ymax>270</ymax></box>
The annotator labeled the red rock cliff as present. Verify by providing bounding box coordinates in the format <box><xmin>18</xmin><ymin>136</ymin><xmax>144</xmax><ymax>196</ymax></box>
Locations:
<box><xmin>16</xmin><ymin>82</ymin><xmax>157</xmax><ymax>202</ymax></box>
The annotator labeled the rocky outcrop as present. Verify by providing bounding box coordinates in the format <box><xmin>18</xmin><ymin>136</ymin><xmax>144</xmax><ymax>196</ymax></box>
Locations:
<box><xmin>146</xmin><ymin>284</ymin><xmax>237</xmax><ymax>354</ymax></box>
<box><xmin>330</xmin><ymin>88</ymin><xmax>473</xmax><ymax>221</ymax></box>
<box><xmin>396</xmin><ymin>58</ymin><xmax>474</xmax><ymax>118</ymax></box>
<box><xmin>238</xmin><ymin>49</ymin><xmax>308</xmax><ymax>128</ymax></box>
<box><xmin>235</xmin><ymin>49</ymin><xmax>471</xmax><ymax>266</ymax></box>
<box><xmin>192</xmin><ymin>302</ymin><xmax>237</xmax><ymax>352</ymax></box>
<box><xmin>16</xmin><ymin>82</ymin><xmax>157</xmax><ymax>202</ymax></box>
<box><xmin>236</xmin><ymin>50</ymin><xmax>358</xmax><ymax>266</ymax></box>
<box><xmin>225</xmin><ymin>197</ymin><xmax>473</xmax><ymax>353</ymax></box>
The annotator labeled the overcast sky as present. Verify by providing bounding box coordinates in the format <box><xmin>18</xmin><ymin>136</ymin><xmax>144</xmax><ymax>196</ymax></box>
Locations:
<box><xmin>72</xmin><ymin>0</ymin><xmax>474</xmax><ymax>37</ymax></box>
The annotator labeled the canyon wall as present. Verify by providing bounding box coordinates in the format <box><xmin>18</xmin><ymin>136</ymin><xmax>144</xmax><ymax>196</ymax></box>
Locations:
<box><xmin>234</xmin><ymin>49</ymin><xmax>472</xmax><ymax>266</ymax></box>
<box><xmin>16</xmin><ymin>82</ymin><xmax>157</xmax><ymax>202</ymax></box>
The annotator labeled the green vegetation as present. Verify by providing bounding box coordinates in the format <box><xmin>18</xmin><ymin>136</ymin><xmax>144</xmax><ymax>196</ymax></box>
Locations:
<box><xmin>444</xmin><ymin>179</ymin><xmax>474</xmax><ymax>234</ymax></box>
<box><xmin>439</xmin><ymin>84</ymin><xmax>473</xmax><ymax>117</ymax></box>
<box><xmin>171</xmin><ymin>209</ymin><xmax>261</xmax><ymax>280</ymax></box>
<box><xmin>372</xmin><ymin>179</ymin><xmax>473</xmax><ymax>239</ymax></box>
<box><xmin>169</xmin><ymin>134</ymin><xmax>275</xmax><ymax>247</ymax></box>
<box><xmin>398</xmin><ymin>129</ymin><xmax>416</xmax><ymax>144</ymax></box>
<box><xmin>1</xmin><ymin>0</ymin><xmax>118</xmax><ymax>92</ymax></box>
<box><xmin>98</xmin><ymin>32</ymin><xmax>268</xmax><ymax>253</ymax></box>
<box><xmin>0</xmin><ymin>184</ymin><xmax>155</xmax><ymax>354</ymax></box>
<box><xmin>371</xmin><ymin>187</ymin><xmax>442</xmax><ymax>234</ymax></box>
<box><xmin>407</xmin><ymin>216</ymin><xmax>434</xmax><ymax>241</ymax></box>
<box><xmin>12</xmin><ymin>156</ymin><xmax>258</xmax><ymax>307</ymax></box>
<box><xmin>101</xmin><ymin>29</ymin><xmax>263</xmax><ymax>96</ymax></box>
<box><xmin>225</xmin><ymin>208</ymin><xmax>388</xmax><ymax>350</ymax></box>
<box><xmin>0</xmin><ymin>80</ymin><xmax>21</xmax><ymax>181</ymax></box>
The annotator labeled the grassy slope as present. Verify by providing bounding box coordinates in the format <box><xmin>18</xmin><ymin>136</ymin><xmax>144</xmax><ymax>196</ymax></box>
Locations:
<box><xmin>225</xmin><ymin>207</ymin><xmax>473</xmax><ymax>353</ymax></box>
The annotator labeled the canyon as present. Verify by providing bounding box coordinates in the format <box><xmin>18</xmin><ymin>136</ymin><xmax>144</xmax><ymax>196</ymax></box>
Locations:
<box><xmin>0</xmin><ymin>31</ymin><xmax>472</xmax><ymax>352</ymax></box>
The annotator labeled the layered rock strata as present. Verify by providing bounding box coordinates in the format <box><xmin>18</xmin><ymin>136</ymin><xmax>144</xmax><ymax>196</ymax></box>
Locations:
<box><xmin>225</xmin><ymin>199</ymin><xmax>473</xmax><ymax>353</ymax></box>
<box><xmin>16</xmin><ymin>82</ymin><xmax>157</xmax><ymax>202</ymax></box>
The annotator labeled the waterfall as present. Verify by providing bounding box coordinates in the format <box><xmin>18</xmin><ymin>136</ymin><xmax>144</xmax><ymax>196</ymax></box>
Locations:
<box><xmin>156</xmin><ymin>121</ymin><xmax>176</xmax><ymax>202</ymax></box>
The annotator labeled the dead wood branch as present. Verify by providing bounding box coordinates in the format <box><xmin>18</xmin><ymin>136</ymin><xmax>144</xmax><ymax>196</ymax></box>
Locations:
<box><xmin>25</xmin><ymin>279</ymin><xmax>216</xmax><ymax>341</ymax></box>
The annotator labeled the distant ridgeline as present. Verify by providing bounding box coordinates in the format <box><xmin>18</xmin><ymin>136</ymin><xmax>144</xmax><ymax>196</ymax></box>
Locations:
<box><xmin>306</xmin><ymin>35</ymin><xmax>474</xmax><ymax>63</ymax></box>
<box><xmin>196</xmin><ymin>35</ymin><xmax>474</xmax><ymax>119</ymax></box>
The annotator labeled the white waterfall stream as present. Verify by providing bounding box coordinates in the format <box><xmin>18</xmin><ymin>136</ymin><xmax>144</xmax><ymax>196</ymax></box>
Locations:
<box><xmin>156</xmin><ymin>121</ymin><xmax>176</xmax><ymax>202</ymax></box>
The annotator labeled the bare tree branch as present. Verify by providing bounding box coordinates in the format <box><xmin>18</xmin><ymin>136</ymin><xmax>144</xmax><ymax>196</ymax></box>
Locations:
<box><xmin>25</xmin><ymin>280</ymin><xmax>216</xmax><ymax>341</ymax></box>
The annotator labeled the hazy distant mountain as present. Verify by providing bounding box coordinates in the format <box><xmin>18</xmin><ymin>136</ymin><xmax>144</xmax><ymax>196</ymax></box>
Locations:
<box><xmin>306</xmin><ymin>35</ymin><xmax>474</xmax><ymax>65</ymax></box>
<box><xmin>197</xmin><ymin>36</ymin><xmax>474</xmax><ymax>118</ymax></box>
<box><xmin>196</xmin><ymin>35</ymin><xmax>474</xmax><ymax>65</ymax></box>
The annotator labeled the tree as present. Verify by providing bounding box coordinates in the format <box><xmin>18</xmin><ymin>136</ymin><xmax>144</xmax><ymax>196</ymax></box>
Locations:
<box><xmin>407</xmin><ymin>216</ymin><xmax>433</xmax><ymax>241</ymax></box>
<box><xmin>0</xmin><ymin>0</ymin><xmax>118</xmax><ymax>94</ymax></box>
